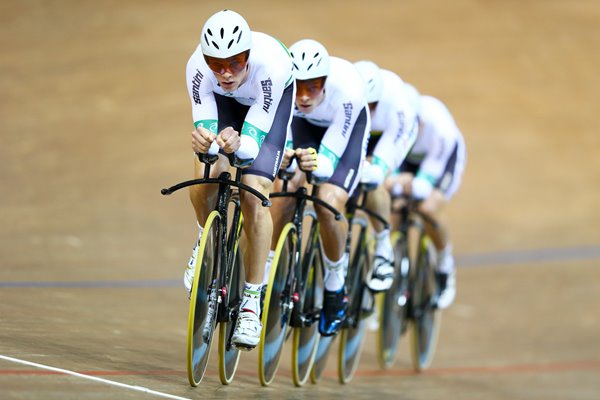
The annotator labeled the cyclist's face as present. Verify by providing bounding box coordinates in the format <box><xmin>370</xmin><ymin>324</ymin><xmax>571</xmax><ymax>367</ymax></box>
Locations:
<box><xmin>204</xmin><ymin>50</ymin><xmax>250</xmax><ymax>92</ymax></box>
<box><xmin>295</xmin><ymin>77</ymin><xmax>326</xmax><ymax>113</ymax></box>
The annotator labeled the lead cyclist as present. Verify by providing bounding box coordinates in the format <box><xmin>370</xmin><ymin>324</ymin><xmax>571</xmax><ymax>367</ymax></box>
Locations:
<box><xmin>183</xmin><ymin>10</ymin><xmax>295</xmax><ymax>350</ymax></box>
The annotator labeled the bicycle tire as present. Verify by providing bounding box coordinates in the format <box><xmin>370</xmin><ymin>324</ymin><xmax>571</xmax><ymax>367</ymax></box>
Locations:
<box><xmin>377</xmin><ymin>231</ymin><xmax>410</xmax><ymax>369</ymax></box>
<box><xmin>338</xmin><ymin>216</ymin><xmax>370</xmax><ymax>384</ymax></box>
<box><xmin>291</xmin><ymin>260</ymin><xmax>321</xmax><ymax>386</ymax></box>
<box><xmin>291</xmin><ymin>213</ymin><xmax>323</xmax><ymax>386</ymax></box>
<box><xmin>310</xmin><ymin>334</ymin><xmax>336</xmax><ymax>384</ymax></box>
<box><xmin>258</xmin><ymin>222</ymin><xmax>296</xmax><ymax>386</ymax></box>
<box><xmin>186</xmin><ymin>210</ymin><xmax>221</xmax><ymax>386</ymax></box>
<box><xmin>409</xmin><ymin>237</ymin><xmax>442</xmax><ymax>371</ymax></box>
<box><xmin>218</xmin><ymin>247</ymin><xmax>244</xmax><ymax>385</ymax></box>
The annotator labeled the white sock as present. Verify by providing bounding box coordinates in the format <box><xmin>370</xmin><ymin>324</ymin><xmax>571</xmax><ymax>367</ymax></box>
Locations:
<box><xmin>374</xmin><ymin>229</ymin><xmax>393</xmax><ymax>260</ymax></box>
<box><xmin>262</xmin><ymin>250</ymin><xmax>275</xmax><ymax>286</ymax></box>
<box><xmin>196</xmin><ymin>223</ymin><xmax>204</xmax><ymax>241</ymax></box>
<box><xmin>323</xmin><ymin>253</ymin><xmax>347</xmax><ymax>292</ymax></box>
<box><xmin>241</xmin><ymin>282</ymin><xmax>262</xmax><ymax>315</ymax></box>
<box><xmin>437</xmin><ymin>244</ymin><xmax>455</xmax><ymax>274</ymax></box>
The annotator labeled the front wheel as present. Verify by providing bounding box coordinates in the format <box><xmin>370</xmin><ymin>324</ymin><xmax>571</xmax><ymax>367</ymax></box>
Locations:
<box><xmin>186</xmin><ymin>211</ymin><xmax>221</xmax><ymax>386</ymax></box>
<box><xmin>377</xmin><ymin>232</ymin><xmax>410</xmax><ymax>369</ymax></box>
<box><xmin>291</xmin><ymin>260</ymin><xmax>321</xmax><ymax>387</ymax></box>
<box><xmin>409</xmin><ymin>237</ymin><xmax>442</xmax><ymax>371</ymax></box>
<box><xmin>258</xmin><ymin>223</ymin><xmax>296</xmax><ymax>386</ymax></box>
<box><xmin>218</xmin><ymin>249</ymin><xmax>244</xmax><ymax>385</ymax></box>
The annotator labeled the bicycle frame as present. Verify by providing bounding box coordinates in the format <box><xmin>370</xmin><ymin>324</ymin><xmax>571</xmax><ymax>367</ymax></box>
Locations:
<box><xmin>269</xmin><ymin>172</ymin><xmax>342</xmax><ymax>328</ymax></box>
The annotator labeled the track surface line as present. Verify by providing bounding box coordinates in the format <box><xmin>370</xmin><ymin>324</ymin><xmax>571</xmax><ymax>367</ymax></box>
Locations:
<box><xmin>0</xmin><ymin>355</ymin><xmax>191</xmax><ymax>400</ymax></box>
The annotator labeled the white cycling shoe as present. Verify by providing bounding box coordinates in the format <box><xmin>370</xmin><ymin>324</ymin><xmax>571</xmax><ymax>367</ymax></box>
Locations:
<box><xmin>367</xmin><ymin>256</ymin><xmax>395</xmax><ymax>292</ymax></box>
<box><xmin>436</xmin><ymin>270</ymin><xmax>456</xmax><ymax>309</ymax></box>
<box><xmin>232</xmin><ymin>309</ymin><xmax>262</xmax><ymax>350</ymax></box>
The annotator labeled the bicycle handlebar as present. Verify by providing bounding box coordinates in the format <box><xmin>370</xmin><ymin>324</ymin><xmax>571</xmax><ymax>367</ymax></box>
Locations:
<box><xmin>160</xmin><ymin>153</ymin><xmax>271</xmax><ymax>207</ymax></box>
<box><xmin>269</xmin><ymin>190</ymin><xmax>342</xmax><ymax>221</ymax></box>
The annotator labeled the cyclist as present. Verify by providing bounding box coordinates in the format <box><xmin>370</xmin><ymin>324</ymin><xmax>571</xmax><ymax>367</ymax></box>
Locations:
<box><xmin>267</xmin><ymin>39</ymin><xmax>370</xmax><ymax>336</ymax></box>
<box><xmin>353</xmin><ymin>60</ymin><xmax>419</xmax><ymax>292</ymax></box>
<box><xmin>183</xmin><ymin>9</ymin><xmax>295</xmax><ymax>349</ymax></box>
<box><xmin>384</xmin><ymin>84</ymin><xmax>467</xmax><ymax>309</ymax></box>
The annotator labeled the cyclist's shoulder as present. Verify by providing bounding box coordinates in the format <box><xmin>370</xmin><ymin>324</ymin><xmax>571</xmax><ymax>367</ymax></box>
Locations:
<box><xmin>248</xmin><ymin>32</ymin><xmax>293</xmax><ymax>83</ymax></box>
<box><xmin>326</xmin><ymin>57</ymin><xmax>366</xmax><ymax>105</ymax></box>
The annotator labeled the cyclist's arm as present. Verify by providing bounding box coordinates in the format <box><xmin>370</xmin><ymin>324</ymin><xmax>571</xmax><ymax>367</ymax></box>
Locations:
<box><xmin>413</xmin><ymin>129</ymin><xmax>455</xmax><ymax>198</ymax></box>
<box><xmin>370</xmin><ymin>107</ymin><xmax>418</xmax><ymax>185</ymax></box>
<box><xmin>186</xmin><ymin>56</ymin><xmax>219</xmax><ymax>134</ymax></box>
<box><xmin>315</xmin><ymin>98</ymin><xmax>364</xmax><ymax>180</ymax></box>
<box><xmin>238</xmin><ymin>67</ymin><xmax>293</xmax><ymax>161</ymax></box>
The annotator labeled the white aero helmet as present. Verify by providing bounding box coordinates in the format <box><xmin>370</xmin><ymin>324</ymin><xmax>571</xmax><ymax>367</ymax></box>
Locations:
<box><xmin>404</xmin><ymin>83</ymin><xmax>422</xmax><ymax>117</ymax></box>
<box><xmin>201</xmin><ymin>10</ymin><xmax>252</xmax><ymax>58</ymax></box>
<box><xmin>354</xmin><ymin>60</ymin><xmax>383</xmax><ymax>103</ymax></box>
<box><xmin>289</xmin><ymin>39</ymin><xmax>330</xmax><ymax>80</ymax></box>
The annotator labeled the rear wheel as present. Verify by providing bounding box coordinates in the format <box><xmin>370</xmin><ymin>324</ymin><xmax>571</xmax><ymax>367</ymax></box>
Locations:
<box><xmin>377</xmin><ymin>232</ymin><xmax>410</xmax><ymax>369</ymax></box>
<box><xmin>258</xmin><ymin>223</ymin><xmax>296</xmax><ymax>386</ymax></box>
<box><xmin>409</xmin><ymin>237</ymin><xmax>442</xmax><ymax>371</ymax></box>
<box><xmin>186</xmin><ymin>211</ymin><xmax>221</xmax><ymax>386</ymax></box>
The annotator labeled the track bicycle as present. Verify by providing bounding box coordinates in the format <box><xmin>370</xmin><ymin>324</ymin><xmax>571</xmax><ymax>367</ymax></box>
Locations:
<box><xmin>310</xmin><ymin>182</ymin><xmax>390</xmax><ymax>384</ymax></box>
<box><xmin>376</xmin><ymin>195</ymin><xmax>442</xmax><ymax>371</ymax></box>
<box><xmin>161</xmin><ymin>152</ymin><xmax>272</xmax><ymax>386</ymax></box>
<box><xmin>258</xmin><ymin>167</ymin><xmax>341</xmax><ymax>387</ymax></box>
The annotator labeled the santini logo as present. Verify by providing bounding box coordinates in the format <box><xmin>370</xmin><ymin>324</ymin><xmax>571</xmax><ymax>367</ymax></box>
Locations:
<box><xmin>262</xmin><ymin>78</ymin><xmax>273</xmax><ymax>112</ymax></box>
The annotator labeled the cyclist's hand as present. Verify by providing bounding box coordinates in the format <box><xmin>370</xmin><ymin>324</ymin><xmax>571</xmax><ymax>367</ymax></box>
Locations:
<box><xmin>216</xmin><ymin>127</ymin><xmax>241</xmax><ymax>154</ymax></box>
<box><xmin>295</xmin><ymin>147</ymin><xmax>318</xmax><ymax>172</ymax></box>
<box><xmin>191</xmin><ymin>126</ymin><xmax>216</xmax><ymax>154</ymax></box>
<box><xmin>280</xmin><ymin>148</ymin><xmax>295</xmax><ymax>169</ymax></box>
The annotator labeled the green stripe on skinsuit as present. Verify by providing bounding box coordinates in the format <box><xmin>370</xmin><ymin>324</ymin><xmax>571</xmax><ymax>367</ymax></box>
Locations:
<box><xmin>194</xmin><ymin>119</ymin><xmax>218</xmax><ymax>134</ymax></box>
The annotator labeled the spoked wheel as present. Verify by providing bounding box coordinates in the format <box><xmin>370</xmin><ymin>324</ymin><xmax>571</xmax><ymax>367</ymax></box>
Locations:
<box><xmin>187</xmin><ymin>211</ymin><xmax>221</xmax><ymax>386</ymax></box>
<box><xmin>377</xmin><ymin>232</ymin><xmax>410</xmax><ymax>369</ymax></box>
<box><xmin>338</xmin><ymin>216</ymin><xmax>370</xmax><ymax>384</ymax></box>
<box><xmin>218</xmin><ymin>249</ymin><xmax>244</xmax><ymax>385</ymax></box>
<box><xmin>291</xmin><ymin>259</ymin><xmax>321</xmax><ymax>386</ymax></box>
<box><xmin>409</xmin><ymin>238</ymin><xmax>442</xmax><ymax>371</ymax></box>
<box><xmin>310</xmin><ymin>334</ymin><xmax>335</xmax><ymax>383</ymax></box>
<box><xmin>258</xmin><ymin>223</ymin><xmax>296</xmax><ymax>386</ymax></box>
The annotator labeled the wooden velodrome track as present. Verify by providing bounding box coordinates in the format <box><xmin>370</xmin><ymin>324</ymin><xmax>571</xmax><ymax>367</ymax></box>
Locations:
<box><xmin>1</xmin><ymin>1</ymin><xmax>599</xmax><ymax>399</ymax></box>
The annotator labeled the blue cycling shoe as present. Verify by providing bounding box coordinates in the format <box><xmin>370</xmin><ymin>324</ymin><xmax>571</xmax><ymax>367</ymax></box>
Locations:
<box><xmin>319</xmin><ymin>286</ymin><xmax>348</xmax><ymax>336</ymax></box>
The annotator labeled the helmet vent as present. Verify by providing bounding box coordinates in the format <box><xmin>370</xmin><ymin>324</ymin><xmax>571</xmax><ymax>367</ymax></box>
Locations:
<box><xmin>233</xmin><ymin>26</ymin><xmax>239</xmax><ymax>34</ymax></box>
<box><xmin>220</xmin><ymin>28</ymin><xmax>224</xmax><ymax>39</ymax></box>
<box><xmin>212</xmin><ymin>41</ymin><xmax>220</xmax><ymax>49</ymax></box>
<box><xmin>301</xmin><ymin>52</ymin><xmax>306</xmax><ymax>61</ymax></box>
<box><xmin>307</xmin><ymin>64</ymin><xmax>313</xmax><ymax>71</ymax></box>
<box><xmin>207</xmin><ymin>29</ymin><xmax>213</xmax><ymax>37</ymax></box>
<box><xmin>236</xmin><ymin>30</ymin><xmax>242</xmax><ymax>43</ymax></box>
<box><xmin>293</xmin><ymin>62</ymin><xmax>299</xmax><ymax>70</ymax></box>
<box><xmin>227</xmin><ymin>39</ymin><xmax>234</xmax><ymax>49</ymax></box>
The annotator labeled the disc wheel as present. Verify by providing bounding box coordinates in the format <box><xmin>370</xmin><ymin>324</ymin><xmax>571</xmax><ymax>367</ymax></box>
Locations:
<box><xmin>258</xmin><ymin>223</ymin><xmax>296</xmax><ymax>386</ymax></box>
<box><xmin>377</xmin><ymin>232</ymin><xmax>410</xmax><ymax>369</ymax></box>
<box><xmin>186</xmin><ymin>211</ymin><xmax>221</xmax><ymax>386</ymax></box>
<box><xmin>218</xmin><ymin>249</ymin><xmax>244</xmax><ymax>385</ymax></box>
<box><xmin>310</xmin><ymin>334</ymin><xmax>335</xmax><ymax>384</ymax></box>
<box><xmin>409</xmin><ymin>239</ymin><xmax>442</xmax><ymax>371</ymax></box>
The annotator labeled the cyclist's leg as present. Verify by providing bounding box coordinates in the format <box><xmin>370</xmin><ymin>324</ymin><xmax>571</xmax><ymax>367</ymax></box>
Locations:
<box><xmin>365</xmin><ymin>184</ymin><xmax>395</xmax><ymax>291</ymax></box>
<box><xmin>419</xmin><ymin>190</ymin><xmax>455</xmax><ymax>308</ymax></box>
<box><xmin>315</xmin><ymin>182</ymin><xmax>350</xmax><ymax>336</ymax></box>
<box><xmin>184</xmin><ymin>155</ymin><xmax>233</xmax><ymax>292</ymax></box>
